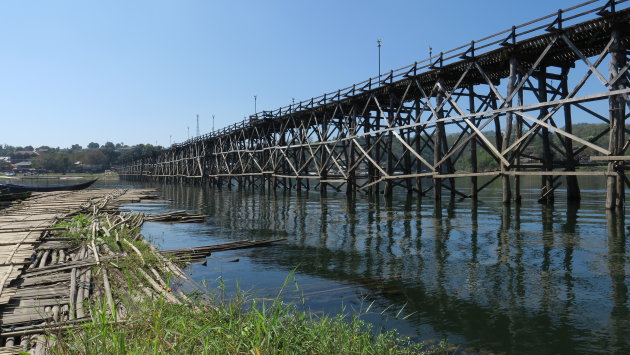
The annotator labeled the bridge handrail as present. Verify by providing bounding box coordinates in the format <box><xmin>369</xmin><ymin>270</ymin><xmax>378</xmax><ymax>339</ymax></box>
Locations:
<box><xmin>171</xmin><ymin>0</ymin><xmax>626</xmax><ymax>149</ymax></box>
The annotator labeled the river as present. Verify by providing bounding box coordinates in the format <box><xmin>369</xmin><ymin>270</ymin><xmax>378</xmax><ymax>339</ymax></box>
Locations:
<box><xmin>99</xmin><ymin>177</ymin><xmax>628</xmax><ymax>354</ymax></box>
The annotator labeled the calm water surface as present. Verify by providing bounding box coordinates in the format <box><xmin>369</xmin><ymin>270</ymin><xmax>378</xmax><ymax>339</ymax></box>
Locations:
<box><xmin>104</xmin><ymin>178</ymin><xmax>628</xmax><ymax>354</ymax></box>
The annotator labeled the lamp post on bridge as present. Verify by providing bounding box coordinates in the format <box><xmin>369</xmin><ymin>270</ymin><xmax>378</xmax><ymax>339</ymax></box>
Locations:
<box><xmin>254</xmin><ymin>95</ymin><xmax>257</xmax><ymax>114</ymax></box>
<box><xmin>377</xmin><ymin>39</ymin><xmax>382</xmax><ymax>82</ymax></box>
<box><xmin>212</xmin><ymin>115</ymin><xmax>215</xmax><ymax>132</ymax></box>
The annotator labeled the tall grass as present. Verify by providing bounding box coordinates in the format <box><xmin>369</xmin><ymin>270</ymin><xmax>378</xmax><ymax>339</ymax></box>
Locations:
<box><xmin>50</xmin><ymin>292</ymin><xmax>445</xmax><ymax>354</ymax></box>
<box><xmin>48</xmin><ymin>214</ymin><xmax>446</xmax><ymax>354</ymax></box>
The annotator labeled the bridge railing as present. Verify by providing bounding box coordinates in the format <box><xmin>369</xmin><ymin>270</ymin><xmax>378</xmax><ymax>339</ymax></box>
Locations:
<box><xmin>171</xmin><ymin>0</ymin><xmax>627</xmax><ymax>149</ymax></box>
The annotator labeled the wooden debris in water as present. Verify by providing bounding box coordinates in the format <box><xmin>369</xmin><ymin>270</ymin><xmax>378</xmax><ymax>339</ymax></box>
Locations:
<box><xmin>144</xmin><ymin>210</ymin><xmax>207</xmax><ymax>223</ymax></box>
<box><xmin>161</xmin><ymin>238</ymin><xmax>286</xmax><ymax>263</ymax></box>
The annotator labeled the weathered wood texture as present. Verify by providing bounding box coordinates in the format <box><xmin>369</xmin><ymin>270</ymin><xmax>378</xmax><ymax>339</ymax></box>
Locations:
<box><xmin>0</xmin><ymin>188</ymin><xmax>163</xmax><ymax>352</ymax></box>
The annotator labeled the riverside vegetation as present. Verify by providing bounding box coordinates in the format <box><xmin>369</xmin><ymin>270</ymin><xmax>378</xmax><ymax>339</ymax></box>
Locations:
<box><xmin>45</xmin><ymin>212</ymin><xmax>447</xmax><ymax>354</ymax></box>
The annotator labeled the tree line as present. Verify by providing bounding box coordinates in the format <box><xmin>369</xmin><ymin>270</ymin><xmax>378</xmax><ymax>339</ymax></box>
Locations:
<box><xmin>0</xmin><ymin>142</ymin><xmax>163</xmax><ymax>173</ymax></box>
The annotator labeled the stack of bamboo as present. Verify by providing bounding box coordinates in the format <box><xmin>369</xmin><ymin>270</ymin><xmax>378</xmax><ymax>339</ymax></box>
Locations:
<box><xmin>0</xmin><ymin>188</ymin><xmax>195</xmax><ymax>354</ymax></box>
<box><xmin>0</xmin><ymin>189</ymin><xmax>128</xmax><ymax>353</ymax></box>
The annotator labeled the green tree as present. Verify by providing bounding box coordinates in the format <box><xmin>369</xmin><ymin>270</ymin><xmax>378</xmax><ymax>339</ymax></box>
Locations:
<box><xmin>83</xmin><ymin>150</ymin><xmax>108</xmax><ymax>165</ymax></box>
<box><xmin>32</xmin><ymin>152</ymin><xmax>72</xmax><ymax>172</ymax></box>
<box><xmin>100</xmin><ymin>142</ymin><xmax>118</xmax><ymax>167</ymax></box>
<box><xmin>0</xmin><ymin>160</ymin><xmax>12</xmax><ymax>171</ymax></box>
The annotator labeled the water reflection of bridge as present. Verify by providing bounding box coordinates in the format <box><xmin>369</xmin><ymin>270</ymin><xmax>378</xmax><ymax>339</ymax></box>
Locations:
<box><xmin>123</xmin><ymin>1</ymin><xmax>629</xmax><ymax>210</ymax></box>
<box><xmin>154</xmin><ymin>183</ymin><xmax>628</xmax><ymax>354</ymax></box>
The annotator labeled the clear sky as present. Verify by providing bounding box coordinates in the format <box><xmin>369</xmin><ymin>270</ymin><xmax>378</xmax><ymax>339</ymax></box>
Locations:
<box><xmin>0</xmin><ymin>0</ymin><xmax>581</xmax><ymax>148</ymax></box>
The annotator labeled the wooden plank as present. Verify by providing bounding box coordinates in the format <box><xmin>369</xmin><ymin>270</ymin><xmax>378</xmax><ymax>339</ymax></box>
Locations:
<box><xmin>589</xmin><ymin>155</ymin><xmax>630</xmax><ymax>161</ymax></box>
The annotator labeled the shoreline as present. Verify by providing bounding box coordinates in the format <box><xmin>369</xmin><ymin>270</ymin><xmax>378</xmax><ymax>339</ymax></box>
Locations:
<box><xmin>0</xmin><ymin>188</ymin><xmax>447</xmax><ymax>354</ymax></box>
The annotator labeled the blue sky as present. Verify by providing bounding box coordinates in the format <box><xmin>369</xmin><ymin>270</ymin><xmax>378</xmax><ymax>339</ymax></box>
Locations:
<box><xmin>0</xmin><ymin>0</ymin><xmax>582</xmax><ymax>148</ymax></box>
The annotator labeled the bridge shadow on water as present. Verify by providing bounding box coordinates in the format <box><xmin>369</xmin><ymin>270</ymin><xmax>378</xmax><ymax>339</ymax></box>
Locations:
<box><xmin>131</xmin><ymin>180</ymin><xmax>628</xmax><ymax>355</ymax></box>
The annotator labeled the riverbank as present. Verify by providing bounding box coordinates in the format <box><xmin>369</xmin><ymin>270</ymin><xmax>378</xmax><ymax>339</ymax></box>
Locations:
<box><xmin>0</xmin><ymin>188</ymin><xmax>446</xmax><ymax>354</ymax></box>
<box><xmin>49</xmin><ymin>199</ymin><xmax>445</xmax><ymax>354</ymax></box>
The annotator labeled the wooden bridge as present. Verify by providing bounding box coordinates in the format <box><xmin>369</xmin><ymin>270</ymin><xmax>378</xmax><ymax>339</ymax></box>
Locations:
<box><xmin>120</xmin><ymin>0</ymin><xmax>630</xmax><ymax>209</ymax></box>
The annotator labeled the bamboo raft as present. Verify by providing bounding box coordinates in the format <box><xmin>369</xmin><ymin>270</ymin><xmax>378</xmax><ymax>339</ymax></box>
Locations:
<box><xmin>0</xmin><ymin>188</ymin><xmax>176</xmax><ymax>353</ymax></box>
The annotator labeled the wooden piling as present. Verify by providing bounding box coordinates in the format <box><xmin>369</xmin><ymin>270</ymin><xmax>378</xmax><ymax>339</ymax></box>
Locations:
<box><xmin>434</xmin><ymin>91</ymin><xmax>444</xmax><ymax>203</ymax></box>
<box><xmin>539</xmin><ymin>67</ymin><xmax>554</xmax><ymax>204</ymax></box>
<box><xmin>561</xmin><ymin>66</ymin><xmax>581</xmax><ymax>202</ymax></box>
<box><xmin>607</xmin><ymin>27</ymin><xmax>627</xmax><ymax>210</ymax></box>
<box><xmin>501</xmin><ymin>57</ymin><xmax>517</xmax><ymax>204</ymax></box>
<box><xmin>469</xmin><ymin>85</ymin><xmax>478</xmax><ymax>200</ymax></box>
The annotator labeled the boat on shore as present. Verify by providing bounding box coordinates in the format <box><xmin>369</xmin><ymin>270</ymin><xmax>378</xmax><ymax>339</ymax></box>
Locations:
<box><xmin>0</xmin><ymin>179</ymin><xmax>98</xmax><ymax>193</ymax></box>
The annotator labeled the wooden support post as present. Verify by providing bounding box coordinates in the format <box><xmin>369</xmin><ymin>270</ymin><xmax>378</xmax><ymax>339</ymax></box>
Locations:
<box><xmin>279</xmin><ymin>129</ymin><xmax>288</xmax><ymax>190</ymax></box>
<box><xmin>384</xmin><ymin>97</ymin><xmax>394</xmax><ymax>197</ymax></box>
<box><xmin>469</xmin><ymin>85</ymin><xmax>478</xmax><ymax>200</ymax></box>
<box><xmin>539</xmin><ymin>67</ymin><xmax>554</xmax><ymax>204</ymax></box>
<box><xmin>491</xmin><ymin>95</ymin><xmax>502</xmax><ymax>156</ymax></box>
<box><xmin>434</xmin><ymin>92</ymin><xmax>444</xmax><ymax>202</ymax></box>
<box><xmin>297</xmin><ymin>124</ymin><xmax>305</xmax><ymax>193</ymax></box>
<box><xmin>374</xmin><ymin>106</ymin><xmax>381</xmax><ymax>196</ymax></box>
<box><xmin>607</xmin><ymin>27</ymin><xmax>627</xmax><ymax>210</ymax></box>
<box><xmin>366</xmin><ymin>110</ymin><xmax>376</xmax><ymax>195</ymax></box>
<box><xmin>320</xmin><ymin>112</ymin><xmax>328</xmax><ymax>195</ymax></box>
<box><xmin>415</xmin><ymin>99</ymin><xmax>423</xmax><ymax>197</ymax></box>
<box><xmin>501</xmin><ymin>57</ymin><xmax>517</xmax><ymax>204</ymax></box>
<box><xmin>403</xmin><ymin>125</ymin><xmax>412</xmax><ymax>194</ymax></box>
<box><xmin>267</xmin><ymin>131</ymin><xmax>275</xmax><ymax>191</ymax></box>
<box><xmin>561</xmin><ymin>66</ymin><xmax>581</xmax><ymax>202</ymax></box>
<box><xmin>438</xmin><ymin>80</ymin><xmax>455</xmax><ymax>199</ymax></box>
<box><xmin>347</xmin><ymin>107</ymin><xmax>357</xmax><ymax>195</ymax></box>
<box><xmin>514</xmin><ymin>76</ymin><xmax>523</xmax><ymax>202</ymax></box>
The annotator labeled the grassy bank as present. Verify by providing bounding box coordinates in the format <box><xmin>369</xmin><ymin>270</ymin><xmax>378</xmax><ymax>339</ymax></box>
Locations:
<box><xmin>51</xmin><ymin>294</ymin><xmax>443</xmax><ymax>354</ymax></box>
<box><xmin>47</xmin><ymin>213</ymin><xmax>446</xmax><ymax>355</ymax></box>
